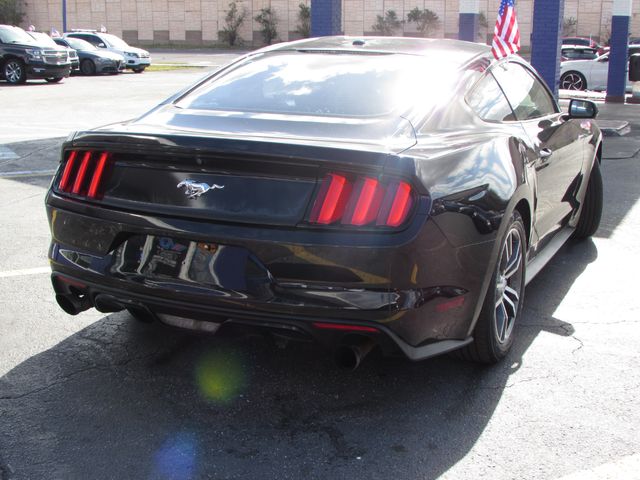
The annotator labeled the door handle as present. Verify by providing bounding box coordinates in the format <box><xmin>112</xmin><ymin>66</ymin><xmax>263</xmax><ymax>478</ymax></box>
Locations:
<box><xmin>539</xmin><ymin>148</ymin><xmax>553</xmax><ymax>159</ymax></box>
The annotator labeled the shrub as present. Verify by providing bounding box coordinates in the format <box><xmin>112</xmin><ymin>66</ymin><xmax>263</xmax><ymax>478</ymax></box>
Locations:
<box><xmin>219</xmin><ymin>1</ymin><xmax>247</xmax><ymax>46</ymax></box>
<box><xmin>372</xmin><ymin>10</ymin><xmax>403</xmax><ymax>37</ymax></box>
<box><xmin>406</xmin><ymin>8</ymin><xmax>439</xmax><ymax>38</ymax></box>
<box><xmin>255</xmin><ymin>7</ymin><xmax>278</xmax><ymax>45</ymax></box>
<box><xmin>296</xmin><ymin>2</ymin><xmax>311</xmax><ymax>38</ymax></box>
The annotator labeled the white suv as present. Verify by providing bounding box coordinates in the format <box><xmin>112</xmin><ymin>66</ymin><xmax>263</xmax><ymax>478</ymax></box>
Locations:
<box><xmin>64</xmin><ymin>30</ymin><xmax>151</xmax><ymax>73</ymax></box>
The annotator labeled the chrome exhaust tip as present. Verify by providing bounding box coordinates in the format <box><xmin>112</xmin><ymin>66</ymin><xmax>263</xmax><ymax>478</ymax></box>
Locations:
<box><xmin>334</xmin><ymin>337</ymin><xmax>376</xmax><ymax>370</ymax></box>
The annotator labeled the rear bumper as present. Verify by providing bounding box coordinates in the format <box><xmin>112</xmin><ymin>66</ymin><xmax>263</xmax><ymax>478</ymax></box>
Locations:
<box><xmin>46</xmin><ymin>192</ymin><xmax>494</xmax><ymax>359</ymax></box>
<box><xmin>51</xmin><ymin>270</ymin><xmax>472</xmax><ymax>361</ymax></box>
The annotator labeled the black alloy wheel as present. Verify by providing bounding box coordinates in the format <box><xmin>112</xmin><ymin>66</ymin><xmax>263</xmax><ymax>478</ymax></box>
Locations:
<box><xmin>4</xmin><ymin>59</ymin><xmax>27</xmax><ymax>84</ymax></box>
<box><xmin>560</xmin><ymin>71</ymin><xmax>587</xmax><ymax>90</ymax></box>
<box><xmin>80</xmin><ymin>59</ymin><xmax>96</xmax><ymax>75</ymax></box>
<box><xmin>457</xmin><ymin>212</ymin><xmax>526</xmax><ymax>363</ymax></box>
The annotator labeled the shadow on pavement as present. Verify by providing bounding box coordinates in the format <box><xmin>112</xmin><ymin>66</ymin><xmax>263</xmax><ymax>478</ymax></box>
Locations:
<box><xmin>0</xmin><ymin>238</ymin><xmax>597</xmax><ymax>480</ymax></box>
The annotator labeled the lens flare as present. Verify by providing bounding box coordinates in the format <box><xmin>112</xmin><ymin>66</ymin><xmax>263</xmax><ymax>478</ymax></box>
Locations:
<box><xmin>152</xmin><ymin>432</ymin><xmax>197</xmax><ymax>480</ymax></box>
<box><xmin>195</xmin><ymin>349</ymin><xmax>247</xmax><ymax>405</ymax></box>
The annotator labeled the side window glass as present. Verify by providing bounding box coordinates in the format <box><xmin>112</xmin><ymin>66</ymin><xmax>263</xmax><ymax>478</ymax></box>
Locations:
<box><xmin>492</xmin><ymin>63</ymin><xmax>558</xmax><ymax>121</ymax></box>
<box><xmin>466</xmin><ymin>73</ymin><xmax>515</xmax><ymax>122</ymax></box>
<box><xmin>79</xmin><ymin>35</ymin><xmax>100</xmax><ymax>46</ymax></box>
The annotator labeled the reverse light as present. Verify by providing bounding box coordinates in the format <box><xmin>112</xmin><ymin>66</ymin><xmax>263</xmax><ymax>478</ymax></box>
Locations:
<box><xmin>309</xmin><ymin>173</ymin><xmax>415</xmax><ymax>228</ymax></box>
<box><xmin>57</xmin><ymin>150</ymin><xmax>112</xmax><ymax>200</ymax></box>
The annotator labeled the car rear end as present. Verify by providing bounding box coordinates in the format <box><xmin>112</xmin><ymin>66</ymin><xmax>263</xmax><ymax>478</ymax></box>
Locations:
<box><xmin>45</xmin><ymin>47</ymin><xmax>489</xmax><ymax>361</ymax></box>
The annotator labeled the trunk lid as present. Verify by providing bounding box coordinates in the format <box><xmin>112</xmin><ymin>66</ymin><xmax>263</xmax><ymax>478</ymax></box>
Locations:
<box><xmin>62</xmin><ymin>112</ymin><xmax>416</xmax><ymax>227</ymax></box>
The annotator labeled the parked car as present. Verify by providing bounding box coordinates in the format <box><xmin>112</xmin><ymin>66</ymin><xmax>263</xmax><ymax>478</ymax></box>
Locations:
<box><xmin>54</xmin><ymin>37</ymin><xmax>124</xmax><ymax>75</ymax></box>
<box><xmin>560</xmin><ymin>45</ymin><xmax>640</xmax><ymax>90</ymax></box>
<box><xmin>46</xmin><ymin>37</ymin><xmax>602</xmax><ymax>368</ymax></box>
<box><xmin>561</xmin><ymin>46</ymin><xmax>599</xmax><ymax>61</ymax></box>
<box><xmin>28</xmin><ymin>32</ymin><xmax>79</xmax><ymax>73</ymax></box>
<box><xmin>63</xmin><ymin>30</ymin><xmax>150</xmax><ymax>73</ymax></box>
<box><xmin>0</xmin><ymin>24</ymin><xmax>71</xmax><ymax>84</ymax></box>
<box><xmin>562</xmin><ymin>36</ymin><xmax>605</xmax><ymax>55</ymax></box>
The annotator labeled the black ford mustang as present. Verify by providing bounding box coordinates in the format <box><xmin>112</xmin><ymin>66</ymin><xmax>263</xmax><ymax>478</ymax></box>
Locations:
<box><xmin>46</xmin><ymin>37</ymin><xmax>603</xmax><ymax>368</ymax></box>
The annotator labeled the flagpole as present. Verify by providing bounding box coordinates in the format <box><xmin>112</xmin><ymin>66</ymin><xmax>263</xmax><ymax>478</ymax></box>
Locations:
<box><xmin>62</xmin><ymin>0</ymin><xmax>67</xmax><ymax>33</ymax></box>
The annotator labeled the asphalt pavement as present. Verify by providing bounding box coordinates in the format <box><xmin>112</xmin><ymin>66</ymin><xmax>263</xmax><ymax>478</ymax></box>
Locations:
<box><xmin>1</xmin><ymin>61</ymin><xmax>640</xmax><ymax>480</ymax></box>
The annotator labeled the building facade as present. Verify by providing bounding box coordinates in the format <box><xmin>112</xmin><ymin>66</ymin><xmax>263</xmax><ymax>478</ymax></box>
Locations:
<box><xmin>19</xmin><ymin>0</ymin><xmax>640</xmax><ymax>48</ymax></box>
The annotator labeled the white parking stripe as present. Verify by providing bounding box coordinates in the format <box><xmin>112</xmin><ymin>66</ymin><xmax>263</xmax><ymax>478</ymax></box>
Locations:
<box><xmin>556</xmin><ymin>453</ymin><xmax>640</xmax><ymax>480</ymax></box>
<box><xmin>0</xmin><ymin>267</ymin><xmax>50</xmax><ymax>278</ymax></box>
<box><xmin>0</xmin><ymin>169</ymin><xmax>57</xmax><ymax>177</ymax></box>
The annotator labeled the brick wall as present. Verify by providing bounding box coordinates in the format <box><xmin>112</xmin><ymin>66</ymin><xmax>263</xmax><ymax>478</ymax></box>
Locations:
<box><xmin>18</xmin><ymin>0</ymin><xmax>640</xmax><ymax>47</ymax></box>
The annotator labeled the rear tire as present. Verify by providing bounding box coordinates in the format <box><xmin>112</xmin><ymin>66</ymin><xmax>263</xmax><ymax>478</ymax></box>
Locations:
<box><xmin>573</xmin><ymin>160</ymin><xmax>603</xmax><ymax>239</ymax></box>
<box><xmin>45</xmin><ymin>77</ymin><xmax>64</xmax><ymax>83</ymax></box>
<box><xmin>3</xmin><ymin>59</ymin><xmax>27</xmax><ymax>84</ymax></box>
<box><xmin>133</xmin><ymin>67</ymin><xmax>145</xmax><ymax>73</ymax></box>
<box><xmin>80</xmin><ymin>59</ymin><xmax>96</xmax><ymax>76</ymax></box>
<box><xmin>456</xmin><ymin>212</ymin><xmax>526</xmax><ymax>364</ymax></box>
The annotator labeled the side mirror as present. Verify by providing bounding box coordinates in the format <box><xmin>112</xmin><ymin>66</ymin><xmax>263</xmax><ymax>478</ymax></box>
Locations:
<box><xmin>598</xmin><ymin>55</ymin><xmax>609</xmax><ymax>62</ymax></box>
<box><xmin>568</xmin><ymin>99</ymin><xmax>598</xmax><ymax>119</ymax></box>
<box><xmin>97</xmin><ymin>42</ymin><xmax>106</xmax><ymax>48</ymax></box>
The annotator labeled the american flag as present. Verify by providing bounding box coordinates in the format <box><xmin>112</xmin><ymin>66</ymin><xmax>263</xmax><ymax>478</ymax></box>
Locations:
<box><xmin>491</xmin><ymin>0</ymin><xmax>521</xmax><ymax>60</ymax></box>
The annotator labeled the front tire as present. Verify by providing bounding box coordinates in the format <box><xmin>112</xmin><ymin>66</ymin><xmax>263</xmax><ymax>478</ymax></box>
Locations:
<box><xmin>133</xmin><ymin>67</ymin><xmax>146</xmax><ymax>73</ymax></box>
<box><xmin>573</xmin><ymin>160</ymin><xmax>603</xmax><ymax>239</ymax></box>
<box><xmin>80</xmin><ymin>59</ymin><xmax>96</xmax><ymax>76</ymax></box>
<box><xmin>560</xmin><ymin>71</ymin><xmax>587</xmax><ymax>91</ymax></box>
<box><xmin>458</xmin><ymin>212</ymin><xmax>526</xmax><ymax>363</ymax></box>
<box><xmin>3</xmin><ymin>59</ymin><xmax>27</xmax><ymax>84</ymax></box>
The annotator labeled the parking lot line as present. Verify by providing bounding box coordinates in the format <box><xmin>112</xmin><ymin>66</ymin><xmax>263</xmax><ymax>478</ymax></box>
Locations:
<box><xmin>0</xmin><ymin>267</ymin><xmax>50</xmax><ymax>278</ymax></box>
<box><xmin>0</xmin><ymin>169</ymin><xmax>57</xmax><ymax>178</ymax></box>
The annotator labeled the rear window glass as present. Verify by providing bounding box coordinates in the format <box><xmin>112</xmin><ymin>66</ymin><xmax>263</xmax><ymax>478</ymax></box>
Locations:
<box><xmin>176</xmin><ymin>52</ymin><xmax>458</xmax><ymax>117</ymax></box>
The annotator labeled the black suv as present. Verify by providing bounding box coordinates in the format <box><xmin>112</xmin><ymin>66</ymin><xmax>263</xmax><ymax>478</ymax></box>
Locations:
<box><xmin>0</xmin><ymin>25</ymin><xmax>71</xmax><ymax>84</ymax></box>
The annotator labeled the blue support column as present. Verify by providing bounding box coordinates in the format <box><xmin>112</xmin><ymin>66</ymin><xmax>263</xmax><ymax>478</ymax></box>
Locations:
<box><xmin>459</xmin><ymin>0</ymin><xmax>480</xmax><ymax>42</ymax></box>
<box><xmin>311</xmin><ymin>0</ymin><xmax>342</xmax><ymax>37</ymax></box>
<box><xmin>531</xmin><ymin>0</ymin><xmax>565</xmax><ymax>97</ymax></box>
<box><xmin>62</xmin><ymin>0</ymin><xmax>67</xmax><ymax>32</ymax></box>
<box><xmin>606</xmin><ymin>0</ymin><xmax>632</xmax><ymax>103</ymax></box>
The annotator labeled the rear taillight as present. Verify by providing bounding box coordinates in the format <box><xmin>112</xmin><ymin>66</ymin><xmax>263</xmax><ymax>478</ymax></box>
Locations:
<box><xmin>309</xmin><ymin>173</ymin><xmax>415</xmax><ymax>228</ymax></box>
<box><xmin>57</xmin><ymin>150</ymin><xmax>112</xmax><ymax>200</ymax></box>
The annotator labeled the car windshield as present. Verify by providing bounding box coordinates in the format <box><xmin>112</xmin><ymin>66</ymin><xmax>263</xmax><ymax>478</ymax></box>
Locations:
<box><xmin>66</xmin><ymin>37</ymin><xmax>96</xmax><ymax>51</ymax></box>
<box><xmin>0</xmin><ymin>26</ymin><xmax>37</xmax><ymax>45</ymax></box>
<box><xmin>101</xmin><ymin>33</ymin><xmax>129</xmax><ymax>49</ymax></box>
<box><xmin>28</xmin><ymin>32</ymin><xmax>58</xmax><ymax>47</ymax></box>
<box><xmin>177</xmin><ymin>52</ymin><xmax>457</xmax><ymax>117</ymax></box>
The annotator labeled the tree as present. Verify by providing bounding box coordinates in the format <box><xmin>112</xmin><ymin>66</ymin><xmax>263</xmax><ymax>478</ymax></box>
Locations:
<box><xmin>406</xmin><ymin>7</ymin><xmax>439</xmax><ymax>38</ymax></box>
<box><xmin>478</xmin><ymin>11</ymin><xmax>489</xmax><ymax>41</ymax></box>
<box><xmin>255</xmin><ymin>7</ymin><xmax>278</xmax><ymax>45</ymax></box>
<box><xmin>563</xmin><ymin>17</ymin><xmax>578</xmax><ymax>37</ymax></box>
<box><xmin>0</xmin><ymin>0</ymin><xmax>23</xmax><ymax>25</ymax></box>
<box><xmin>219</xmin><ymin>1</ymin><xmax>247</xmax><ymax>47</ymax></box>
<box><xmin>372</xmin><ymin>10</ymin><xmax>403</xmax><ymax>37</ymax></box>
<box><xmin>296</xmin><ymin>2</ymin><xmax>311</xmax><ymax>38</ymax></box>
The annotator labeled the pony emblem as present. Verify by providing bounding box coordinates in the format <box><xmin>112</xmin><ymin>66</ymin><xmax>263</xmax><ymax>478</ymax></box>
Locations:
<box><xmin>177</xmin><ymin>179</ymin><xmax>224</xmax><ymax>199</ymax></box>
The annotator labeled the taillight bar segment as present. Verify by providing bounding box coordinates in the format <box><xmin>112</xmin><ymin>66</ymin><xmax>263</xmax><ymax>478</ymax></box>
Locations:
<box><xmin>57</xmin><ymin>150</ymin><xmax>112</xmax><ymax>200</ymax></box>
<box><xmin>309</xmin><ymin>173</ymin><xmax>352</xmax><ymax>225</ymax></box>
<box><xmin>309</xmin><ymin>173</ymin><xmax>416</xmax><ymax>228</ymax></box>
